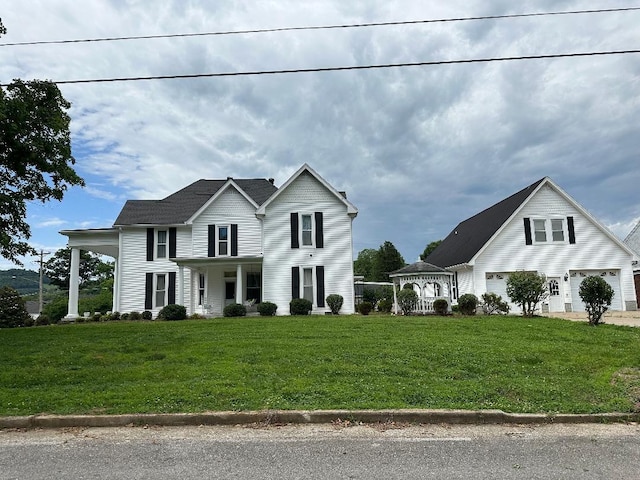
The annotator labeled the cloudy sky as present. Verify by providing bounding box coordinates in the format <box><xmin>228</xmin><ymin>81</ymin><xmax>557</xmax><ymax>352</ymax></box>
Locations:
<box><xmin>1</xmin><ymin>0</ymin><xmax>639</xmax><ymax>270</ymax></box>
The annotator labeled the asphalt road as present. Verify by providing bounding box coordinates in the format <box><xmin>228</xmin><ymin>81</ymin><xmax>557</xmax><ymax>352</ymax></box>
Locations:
<box><xmin>1</xmin><ymin>423</ymin><xmax>639</xmax><ymax>479</ymax></box>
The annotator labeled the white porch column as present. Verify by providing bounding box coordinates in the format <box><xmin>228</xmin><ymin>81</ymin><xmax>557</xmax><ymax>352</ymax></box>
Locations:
<box><xmin>178</xmin><ymin>265</ymin><xmax>185</xmax><ymax>307</ymax></box>
<box><xmin>236</xmin><ymin>264</ymin><xmax>243</xmax><ymax>304</ymax></box>
<box><xmin>393</xmin><ymin>280</ymin><xmax>398</xmax><ymax>315</ymax></box>
<box><xmin>65</xmin><ymin>247</ymin><xmax>80</xmax><ymax>320</ymax></box>
<box><xmin>112</xmin><ymin>257</ymin><xmax>119</xmax><ymax>312</ymax></box>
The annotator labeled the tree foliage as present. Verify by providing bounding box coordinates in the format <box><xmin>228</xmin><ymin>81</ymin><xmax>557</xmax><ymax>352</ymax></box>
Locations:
<box><xmin>373</xmin><ymin>241</ymin><xmax>405</xmax><ymax>282</ymax></box>
<box><xmin>420</xmin><ymin>240</ymin><xmax>442</xmax><ymax>261</ymax></box>
<box><xmin>353</xmin><ymin>248</ymin><xmax>377</xmax><ymax>281</ymax></box>
<box><xmin>43</xmin><ymin>247</ymin><xmax>114</xmax><ymax>290</ymax></box>
<box><xmin>506</xmin><ymin>271</ymin><xmax>548</xmax><ymax>317</ymax></box>
<box><xmin>0</xmin><ymin>285</ymin><xmax>31</xmax><ymax>328</ymax></box>
<box><xmin>0</xmin><ymin>22</ymin><xmax>84</xmax><ymax>264</ymax></box>
<box><xmin>579</xmin><ymin>275</ymin><xmax>614</xmax><ymax>326</ymax></box>
<box><xmin>481</xmin><ymin>292</ymin><xmax>510</xmax><ymax>315</ymax></box>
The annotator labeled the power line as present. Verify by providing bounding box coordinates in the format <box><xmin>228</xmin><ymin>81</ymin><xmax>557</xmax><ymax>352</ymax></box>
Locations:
<box><xmin>1</xmin><ymin>6</ymin><xmax>639</xmax><ymax>47</ymax></box>
<box><xmin>7</xmin><ymin>49</ymin><xmax>636</xmax><ymax>87</ymax></box>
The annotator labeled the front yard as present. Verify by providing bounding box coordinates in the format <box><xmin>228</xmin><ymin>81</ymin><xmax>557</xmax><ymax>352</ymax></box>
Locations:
<box><xmin>1</xmin><ymin>315</ymin><xmax>639</xmax><ymax>416</ymax></box>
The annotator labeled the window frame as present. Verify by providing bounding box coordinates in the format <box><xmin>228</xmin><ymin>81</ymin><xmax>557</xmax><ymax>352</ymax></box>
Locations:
<box><xmin>302</xmin><ymin>267</ymin><xmax>314</xmax><ymax>303</ymax></box>
<box><xmin>530</xmin><ymin>217</ymin><xmax>567</xmax><ymax>244</ymax></box>
<box><xmin>301</xmin><ymin>214</ymin><xmax>314</xmax><ymax>247</ymax></box>
<box><xmin>155</xmin><ymin>273</ymin><xmax>167</xmax><ymax>308</ymax></box>
<box><xmin>156</xmin><ymin>230</ymin><xmax>168</xmax><ymax>259</ymax></box>
<box><xmin>217</xmin><ymin>225</ymin><xmax>230</xmax><ymax>257</ymax></box>
<box><xmin>198</xmin><ymin>273</ymin><xmax>206</xmax><ymax>306</ymax></box>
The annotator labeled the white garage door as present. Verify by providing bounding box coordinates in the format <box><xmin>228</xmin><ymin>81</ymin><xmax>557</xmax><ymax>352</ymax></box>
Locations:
<box><xmin>485</xmin><ymin>273</ymin><xmax>520</xmax><ymax>314</ymax></box>
<box><xmin>569</xmin><ymin>271</ymin><xmax>622</xmax><ymax>312</ymax></box>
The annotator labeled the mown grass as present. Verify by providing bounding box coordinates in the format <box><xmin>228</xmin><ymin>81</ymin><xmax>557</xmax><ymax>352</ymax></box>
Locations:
<box><xmin>1</xmin><ymin>315</ymin><xmax>639</xmax><ymax>416</ymax></box>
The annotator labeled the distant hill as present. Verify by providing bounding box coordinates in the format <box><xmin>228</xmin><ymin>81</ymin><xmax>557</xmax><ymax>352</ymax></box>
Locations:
<box><xmin>0</xmin><ymin>269</ymin><xmax>50</xmax><ymax>295</ymax></box>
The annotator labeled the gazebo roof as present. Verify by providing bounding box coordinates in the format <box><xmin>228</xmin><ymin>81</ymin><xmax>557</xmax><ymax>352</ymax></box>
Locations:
<box><xmin>389</xmin><ymin>261</ymin><xmax>450</xmax><ymax>276</ymax></box>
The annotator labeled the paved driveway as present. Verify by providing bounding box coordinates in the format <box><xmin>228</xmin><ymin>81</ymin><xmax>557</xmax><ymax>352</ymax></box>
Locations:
<box><xmin>542</xmin><ymin>310</ymin><xmax>640</xmax><ymax>327</ymax></box>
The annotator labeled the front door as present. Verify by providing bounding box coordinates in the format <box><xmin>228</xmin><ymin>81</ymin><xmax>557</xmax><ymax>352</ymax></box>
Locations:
<box><xmin>225</xmin><ymin>281</ymin><xmax>236</xmax><ymax>306</ymax></box>
<box><xmin>547</xmin><ymin>277</ymin><xmax>564</xmax><ymax>312</ymax></box>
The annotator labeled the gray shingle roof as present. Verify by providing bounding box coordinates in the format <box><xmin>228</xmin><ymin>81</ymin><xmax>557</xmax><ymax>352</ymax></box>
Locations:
<box><xmin>113</xmin><ymin>179</ymin><xmax>278</xmax><ymax>226</ymax></box>
<box><xmin>390</xmin><ymin>261</ymin><xmax>448</xmax><ymax>275</ymax></box>
<box><xmin>425</xmin><ymin>178</ymin><xmax>546</xmax><ymax>268</ymax></box>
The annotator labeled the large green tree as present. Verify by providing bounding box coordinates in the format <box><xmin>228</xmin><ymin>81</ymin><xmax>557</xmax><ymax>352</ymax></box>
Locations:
<box><xmin>354</xmin><ymin>248</ymin><xmax>378</xmax><ymax>281</ymax></box>
<box><xmin>1</xmin><ymin>20</ymin><xmax>84</xmax><ymax>264</ymax></box>
<box><xmin>43</xmin><ymin>247</ymin><xmax>114</xmax><ymax>291</ymax></box>
<box><xmin>373</xmin><ymin>241</ymin><xmax>405</xmax><ymax>282</ymax></box>
<box><xmin>420</xmin><ymin>240</ymin><xmax>442</xmax><ymax>261</ymax></box>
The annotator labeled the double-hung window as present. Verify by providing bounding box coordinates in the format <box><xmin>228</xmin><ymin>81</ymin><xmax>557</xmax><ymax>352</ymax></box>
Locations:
<box><xmin>302</xmin><ymin>268</ymin><xmax>314</xmax><ymax>302</ymax></box>
<box><xmin>198</xmin><ymin>274</ymin><xmax>205</xmax><ymax>306</ymax></box>
<box><xmin>533</xmin><ymin>219</ymin><xmax>547</xmax><ymax>243</ymax></box>
<box><xmin>218</xmin><ymin>226</ymin><xmax>229</xmax><ymax>256</ymax></box>
<box><xmin>551</xmin><ymin>219</ymin><xmax>565</xmax><ymax>242</ymax></box>
<box><xmin>157</xmin><ymin>230</ymin><xmax>167</xmax><ymax>258</ymax></box>
<box><xmin>155</xmin><ymin>274</ymin><xmax>167</xmax><ymax>307</ymax></box>
<box><xmin>301</xmin><ymin>215</ymin><xmax>313</xmax><ymax>246</ymax></box>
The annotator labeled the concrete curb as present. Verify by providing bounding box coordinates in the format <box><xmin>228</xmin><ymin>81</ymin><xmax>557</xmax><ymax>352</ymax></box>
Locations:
<box><xmin>2</xmin><ymin>409</ymin><xmax>639</xmax><ymax>430</ymax></box>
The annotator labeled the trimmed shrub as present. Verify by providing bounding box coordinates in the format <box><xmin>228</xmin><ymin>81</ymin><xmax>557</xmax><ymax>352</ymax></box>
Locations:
<box><xmin>378</xmin><ymin>298</ymin><xmax>393</xmax><ymax>313</ymax></box>
<box><xmin>110</xmin><ymin>311</ymin><xmax>121</xmax><ymax>321</ymax></box>
<box><xmin>24</xmin><ymin>317</ymin><xmax>35</xmax><ymax>327</ymax></box>
<box><xmin>257</xmin><ymin>301</ymin><xmax>278</xmax><ymax>316</ymax></box>
<box><xmin>120</xmin><ymin>313</ymin><xmax>130</xmax><ymax>321</ymax></box>
<box><xmin>433</xmin><ymin>299</ymin><xmax>449</xmax><ymax>316</ymax></box>
<box><xmin>35</xmin><ymin>314</ymin><xmax>50</xmax><ymax>326</ymax></box>
<box><xmin>579</xmin><ymin>275</ymin><xmax>614</xmax><ymax>326</ymax></box>
<box><xmin>128</xmin><ymin>311</ymin><xmax>142</xmax><ymax>321</ymax></box>
<box><xmin>326</xmin><ymin>294</ymin><xmax>344</xmax><ymax>315</ymax></box>
<box><xmin>458</xmin><ymin>294</ymin><xmax>479</xmax><ymax>315</ymax></box>
<box><xmin>189</xmin><ymin>313</ymin><xmax>206</xmax><ymax>319</ymax></box>
<box><xmin>157</xmin><ymin>304</ymin><xmax>187</xmax><ymax>321</ymax></box>
<box><xmin>0</xmin><ymin>286</ymin><xmax>31</xmax><ymax>328</ymax></box>
<box><xmin>290</xmin><ymin>298</ymin><xmax>312</xmax><ymax>315</ymax></box>
<box><xmin>397</xmin><ymin>289</ymin><xmax>418</xmax><ymax>315</ymax></box>
<box><xmin>357</xmin><ymin>301</ymin><xmax>373</xmax><ymax>315</ymax></box>
<box><xmin>91</xmin><ymin>313</ymin><xmax>102</xmax><ymax>322</ymax></box>
<box><xmin>142</xmin><ymin>310</ymin><xmax>153</xmax><ymax>320</ymax></box>
<box><xmin>481</xmin><ymin>292</ymin><xmax>510</xmax><ymax>315</ymax></box>
<box><xmin>223</xmin><ymin>303</ymin><xmax>247</xmax><ymax>317</ymax></box>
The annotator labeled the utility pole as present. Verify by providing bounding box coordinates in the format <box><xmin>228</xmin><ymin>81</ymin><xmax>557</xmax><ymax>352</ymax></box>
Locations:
<box><xmin>36</xmin><ymin>249</ymin><xmax>50</xmax><ymax>315</ymax></box>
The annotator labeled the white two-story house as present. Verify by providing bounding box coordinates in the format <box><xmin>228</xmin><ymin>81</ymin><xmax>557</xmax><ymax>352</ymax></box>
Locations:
<box><xmin>61</xmin><ymin>164</ymin><xmax>358</xmax><ymax>318</ymax></box>
<box><xmin>426</xmin><ymin>177</ymin><xmax>637</xmax><ymax>313</ymax></box>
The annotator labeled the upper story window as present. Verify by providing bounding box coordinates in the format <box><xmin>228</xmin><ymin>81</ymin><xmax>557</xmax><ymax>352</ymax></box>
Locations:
<box><xmin>291</xmin><ymin>212</ymin><xmax>324</xmax><ymax>249</ymax></box>
<box><xmin>218</xmin><ymin>226</ymin><xmax>229</xmax><ymax>256</ymax></box>
<box><xmin>531</xmin><ymin>218</ymin><xmax>566</xmax><ymax>244</ymax></box>
<box><xmin>156</xmin><ymin>230</ymin><xmax>167</xmax><ymax>258</ymax></box>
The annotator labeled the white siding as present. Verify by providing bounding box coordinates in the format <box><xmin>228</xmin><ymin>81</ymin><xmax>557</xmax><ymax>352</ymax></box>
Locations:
<box><xmin>117</xmin><ymin>226</ymin><xmax>191</xmax><ymax>316</ymax></box>
<box><xmin>471</xmin><ymin>184</ymin><xmax>635</xmax><ymax>311</ymax></box>
<box><xmin>262</xmin><ymin>171</ymin><xmax>356</xmax><ymax>314</ymax></box>
<box><xmin>191</xmin><ymin>186</ymin><xmax>262</xmax><ymax>257</ymax></box>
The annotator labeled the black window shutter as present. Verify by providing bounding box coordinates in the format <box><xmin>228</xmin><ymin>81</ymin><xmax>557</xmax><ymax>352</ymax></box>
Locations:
<box><xmin>146</xmin><ymin>228</ymin><xmax>154</xmax><ymax>261</ymax></box>
<box><xmin>291</xmin><ymin>213</ymin><xmax>299</xmax><ymax>249</ymax></box>
<box><xmin>292</xmin><ymin>266</ymin><xmax>300</xmax><ymax>299</ymax></box>
<box><xmin>208</xmin><ymin>225</ymin><xmax>216</xmax><ymax>257</ymax></box>
<box><xmin>169</xmin><ymin>227</ymin><xmax>177</xmax><ymax>258</ymax></box>
<box><xmin>315</xmin><ymin>212</ymin><xmax>324</xmax><ymax>248</ymax></box>
<box><xmin>567</xmin><ymin>216</ymin><xmax>576</xmax><ymax>244</ymax></box>
<box><xmin>523</xmin><ymin>218</ymin><xmax>532</xmax><ymax>245</ymax></box>
<box><xmin>231</xmin><ymin>224</ymin><xmax>238</xmax><ymax>256</ymax></box>
<box><xmin>316</xmin><ymin>266</ymin><xmax>325</xmax><ymax>307</ymax></box>
<box><xmin>168</xmin><ymin>272</ymin><xmax>176</xmax><ymax>304</ymax></box>
<box><xmin>144</xmin><ymin>273</ymin><xmax>153</xmax><ymax>310</ymax></box>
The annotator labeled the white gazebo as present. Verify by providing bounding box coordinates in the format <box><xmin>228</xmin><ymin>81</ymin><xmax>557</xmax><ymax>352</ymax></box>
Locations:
<box><xmin>389</xmin><ymin>261</ymin><xmax>454</xmax><ymax>314</ymax></box>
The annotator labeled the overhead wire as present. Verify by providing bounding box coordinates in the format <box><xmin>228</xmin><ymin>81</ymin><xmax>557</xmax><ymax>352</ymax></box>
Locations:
<box><xmin>1</xmin><ymin>6</ymin><xmax>639</xmax><ymax>47</ymax></box>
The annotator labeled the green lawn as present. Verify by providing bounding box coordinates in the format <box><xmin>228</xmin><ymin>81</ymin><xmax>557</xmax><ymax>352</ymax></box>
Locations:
<box><xmin>1</xmin><ymin>315</ymin><xmax>639</xmax><ymax>416</ymax></box>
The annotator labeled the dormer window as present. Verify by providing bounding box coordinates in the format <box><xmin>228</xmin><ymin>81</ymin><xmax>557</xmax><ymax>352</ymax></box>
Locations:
<box><xmin>524</xmin><ymin>217</ymin><xmax>575</xmax><ymax>245</ymax></box>
<box><xmin>533</xmin><ymin>219</ymin><xmax>547</xmax><ymax>242</ymax></box>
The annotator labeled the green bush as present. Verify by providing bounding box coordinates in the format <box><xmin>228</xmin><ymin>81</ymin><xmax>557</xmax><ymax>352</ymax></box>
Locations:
<box><xmin>357</xmin><ymin>301</ymin><xmax>373</xmax><ymax>315</ymax></box>
<box><xmin>579</xmin><ymin>275</ymin><xmax>614</xmax><ymax>326</ymax></box>
<box><xmin>189</xmin><ymin>313</ymin><xmax>206</xmax><ymax>319</ymax></box>
<box><xmin>257</xmin><ymin>301</ymin><xmax>278</xmax><ymax>316</ymax></box>
<box><xmin>458</xmin><ymin>293</ymin><xmax>479</xmax><ymax>315</ymax></box>
<box><xmin>157</xmin><ymin>304</ymin><xmax>187</xmax><ymax>321</ymax></box>
<box><xmin>378</xmin><ymin>298</ymin><xmax>393</xmax><ymax>313</ymax></box>
<box><xmin>111</xmin><ymin>311</ymin><xmax>121</xmax><ymax>321</ymax></box>
<box><xmin>481</xmin><ymin>292</ymin><xmax>510</xmax><ymax>315</ymax></box>
<box><xmin>120</xmin><ymin>313</ymin><xmax>130</xmax><ymax>321</ymax></box>
<box><xmin>42</xmin><ymin>295</ymin><xmax>68</xmax><ymax>324</ymax></box>
<box><xmin>326</xmin><ymin>294</ymin><xmax>344</xmax><ymax>315</ymax></box>
<box><xmin>24</xmin><ymin>316</ymin><xmax>35</xmax><ymax>327</ymax></box>
<box><xmin>0</xmin><ymin>286</ymin><xmax>31</xmax><ymax>328</ymax></box>
<box><xmin>290</xmin><ymin>298</ymin><xmax>312</xmax><ymax>315</ymax></box>
<box><xmin>362</xmin><ymin>289</ymin><xmax>378</xmax><ymax>308</ymax></box>
<box><xmin>142</xmin><ymin>310</ymin><xmax>153</xmax><ymax>320</ymax></box>
<box><xmin>91</xmin><ymin>313</ymin><xmax>102</xmax><ymax>322</ymax></box>
<box><xmin>433</xmin><ymin>299</ymin><xmax>449</xmax><ymax>316</ymax></box>
<box><xmin>397</xmin><ymin>289</ymin><xmax>418</xmax><ymax>315</ymax></box>
<box><xmin>506</xmin><ymin>271</ymin><xmax>548</xmax><ymax>317</ymax></box>
<box><xmin>128</xmin><ymin>311</ymin><xmax>142</xmax><ymax>321</ymax></box>
<box><xmin>223</xmin><ymin>303</ymin><xmax>247</xmax><ymax>317</ymax></box>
